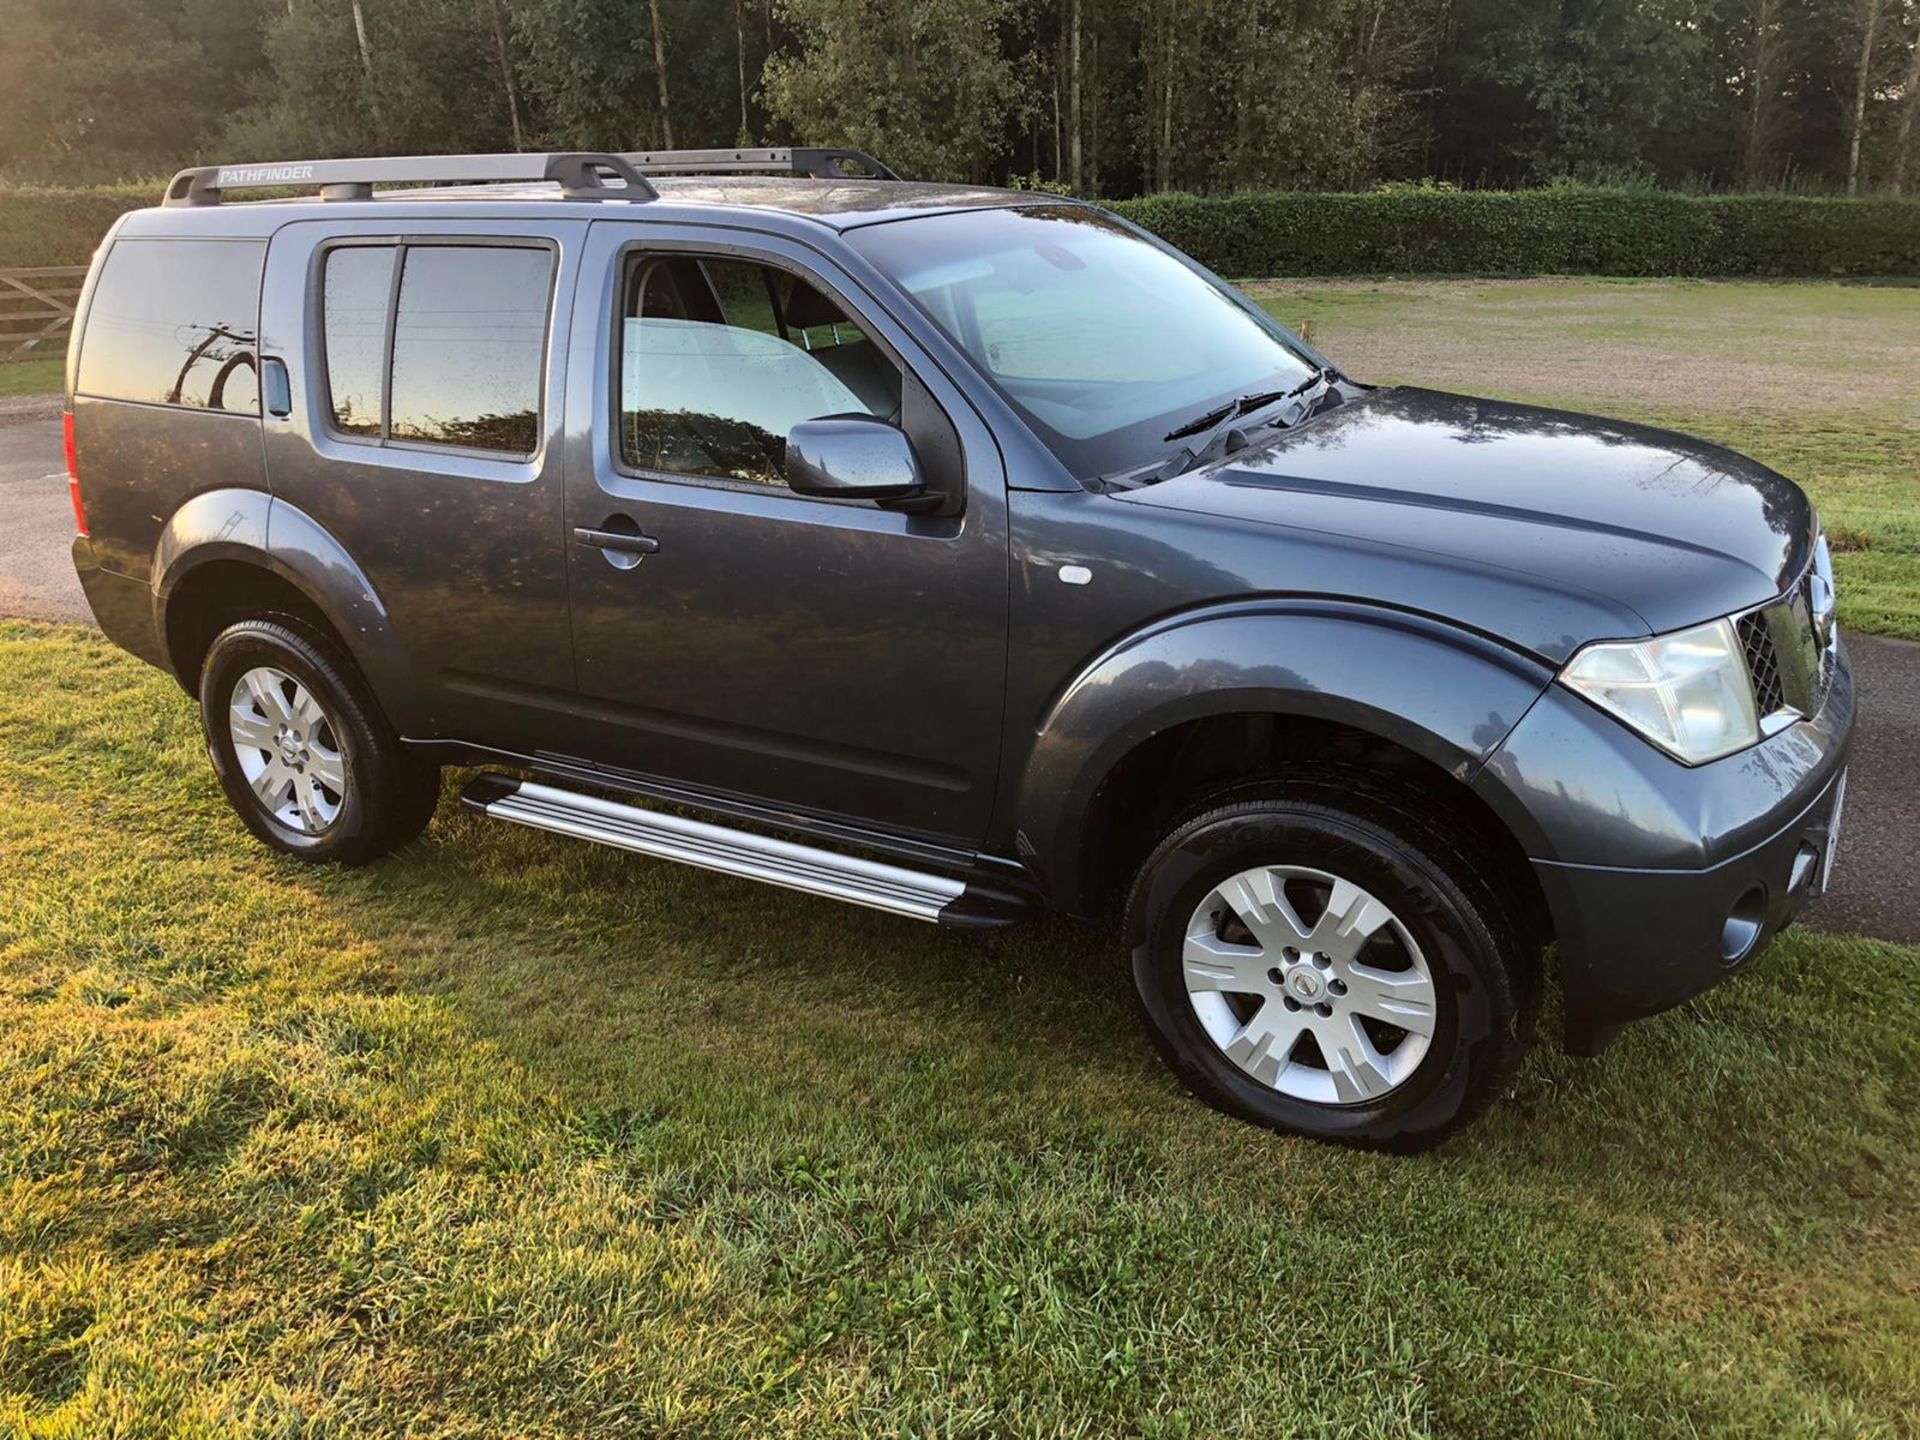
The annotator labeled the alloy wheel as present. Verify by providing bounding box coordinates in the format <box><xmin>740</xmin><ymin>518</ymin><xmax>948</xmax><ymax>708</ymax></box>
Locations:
<box><xmin>227</xmin><ymin>666</ymin><xmax>347</xmax><ymax>834</ymax></box>
<box><xmin>1183</xmin><ymin>864</ymin><xmax>1437</xmax><ymax>1104</ymax></box>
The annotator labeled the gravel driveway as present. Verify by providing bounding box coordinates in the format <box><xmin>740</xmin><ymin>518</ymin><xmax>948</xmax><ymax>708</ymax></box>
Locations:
<box><xmin>0</xmin><ymin>401</ymin><xmax>87</xmax><ymax>623</ymax></box>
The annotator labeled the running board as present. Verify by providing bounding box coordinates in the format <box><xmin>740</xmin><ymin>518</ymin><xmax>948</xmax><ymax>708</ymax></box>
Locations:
<box><xmin>461</xmin><ymin>774</ymin><xmax>1024</xmax><ymax>927</ymax></box>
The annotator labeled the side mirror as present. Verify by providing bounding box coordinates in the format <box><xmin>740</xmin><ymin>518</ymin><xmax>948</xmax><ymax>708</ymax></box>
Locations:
<box><xmin>785</xmin><ymin>416</ymin><xmax>924</xmax><ymax>503</ymax></box>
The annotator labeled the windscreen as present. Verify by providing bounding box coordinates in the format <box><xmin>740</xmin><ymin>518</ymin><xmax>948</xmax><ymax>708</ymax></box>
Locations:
<box><xmin>848</xmin><ymin>204</ymin><xmax>1316</xmax><ymax>480</ymax></box>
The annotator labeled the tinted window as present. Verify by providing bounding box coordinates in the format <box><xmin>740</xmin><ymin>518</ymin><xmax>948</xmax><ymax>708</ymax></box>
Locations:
<box><xmin>78</xmin><ymin>238</ymin><xmax>263</xmax><ymax>412</ymax></box>
<box><xmin>388</xmin><ymin>246</ymin><xmax>551</xmax><ymax>455</ymax></box>
<box><xmin>322</xmin><ymin>245</ymin><xmax>394</xmax><ymax>437</ymax></box>
<box><xmin>619</xmin><ymin>256</ymin><xmax>902</xmax><ymax>486</ymax></box>
<box><xmin>849</xmin><ymin>205</ymin><xmax>1316</xmax><ymax>480</ymax></box>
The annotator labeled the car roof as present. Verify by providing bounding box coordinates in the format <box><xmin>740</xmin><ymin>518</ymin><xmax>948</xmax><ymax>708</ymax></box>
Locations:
<box><xmin>413</xmin><ymin>174</ymin><xmax>1042</xmax><ymax>228</ymax></box>
<box><xmin>114</xmin><ymin>173</ymin><xmax>1053</xmax><ymax>243</ymax></box>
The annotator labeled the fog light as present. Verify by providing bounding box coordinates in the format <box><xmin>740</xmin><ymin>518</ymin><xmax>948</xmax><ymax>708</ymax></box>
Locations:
<box><xmin>1720</xmin><ymin>886</ymin><xmax>1767</xmax><ymax>965</ymax></box>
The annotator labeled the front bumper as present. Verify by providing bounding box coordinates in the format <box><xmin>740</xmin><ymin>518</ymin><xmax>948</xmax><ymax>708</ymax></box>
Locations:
<box><xmin>1473</xmin><ymin>637</ymin><xmax>1856</xmax><ymax>1055</ymax></box>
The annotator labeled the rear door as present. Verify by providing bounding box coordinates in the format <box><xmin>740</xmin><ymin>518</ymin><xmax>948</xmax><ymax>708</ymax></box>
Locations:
<box><xmin>257</xmin><ymin>218</ymin><xmax>585</xmax><ymax>747</ymax></box>
<box><xmin>558</xmin><ymin>220</ymin><xmax>1010</xmax><ymax>843</ymax></box>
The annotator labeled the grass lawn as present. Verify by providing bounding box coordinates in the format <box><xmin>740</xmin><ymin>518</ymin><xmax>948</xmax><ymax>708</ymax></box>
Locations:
<box><xmin>1249</xmin><ymin>278</ymin><xmax>1920</xmax><ymax>641</ymax></box>
<box><xmin>0</xmin><ymin>358</ymin><xmax>62</xmax><ymax>398</ymax></box>
<box><xmin>2</xmin><ymin>622</ymin><xmax>1917</xmax><ymax>1436</ymax></box>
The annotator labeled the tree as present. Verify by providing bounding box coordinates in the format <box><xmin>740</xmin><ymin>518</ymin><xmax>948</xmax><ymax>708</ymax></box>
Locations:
<box><xmin>0</xmin><ymin>0</ymin><xmax>275</xmax><ymax>180</ymax></box>
<box><xmin>1848</xmin><ymin>0</ymin><xmax>1888</xmax><ymax>190</ymax></box>
<box><xmin>1433</xmin><ymin>0</ymin><xmax>1723</xmax><ymax>185</ymax></box>
<box><xmin>762</xmin><ymin>0</ymin><xmax>1032</xmax><ymax>183</ymax></box>
<box><xmin>349</xmin><ymin>0</ymin><xmax>377</xmax><ymax>87</ymax></box>
<box><xmin>481</xmin><ymin>0</ymin><xmax>528</xmax><ymax>150</ymax></box>
<box><xmin>230</xmin><ymin>0</ymin><xmax>511</xmax><ymax>158</ymax></box>
<box><xmin>7</xmin><ymin>0</ymin><xmax>1920</xmax><ymax>196</ymax></box>
<box><xmin>648</xmin><ymin>0</ymin><xmax>675</xmax><ymax>148</ymax></box>
<box><xmin>510</xmin><ymin>0</ymin><xmax>664</xmax><ymax>149</ymax></box>
<box><xmin>1740</xmin><ymin>0</ymin><xmax>1790</xmax><ymax>186</ymax></box>
<box><xmin>733</xmin><ymin>0</ymin><xmax>752</xmax><ymax>142</ymax></box>
<box><xmin>1896</xmin><ymin>1</ymin><xmax>1920</xmax><ymax>190</ymax></box>
<box><xmin>1067</xmin><ymin>0</ymin><xmax>1083</xmax><ymax>191</ymax></box>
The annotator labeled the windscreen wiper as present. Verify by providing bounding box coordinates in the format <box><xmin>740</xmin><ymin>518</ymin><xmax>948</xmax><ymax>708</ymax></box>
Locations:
<box><xmin>1284</xmin><ymin>363</ymin><xmax>1341</xmax><ymax>416</ymax></box>
<box><xmin>1161</xmin><ymin>366</ymin><xmax>1342</xmax><ymax>447</ymax></box>
<box><xmin>1094</xmin><ymin>367</ymin><xmax>1348</xmax><ymax>492</ymax></box>
<box><xmin>1162</xmin><ymin>387</ymin><xmax>1293</xmax><ymax>444</ymax></box>
<box><xmin>1152</xmin><ymin>367</ymin><xmax>1342</xmax><ymax>479</ymax></box>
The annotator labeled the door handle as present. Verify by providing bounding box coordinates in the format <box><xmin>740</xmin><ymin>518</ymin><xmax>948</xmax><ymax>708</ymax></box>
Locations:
<box><xmin>573</xmin><ymin>525</ymin><xmax>660</xmax><ymax>557</ymax></box>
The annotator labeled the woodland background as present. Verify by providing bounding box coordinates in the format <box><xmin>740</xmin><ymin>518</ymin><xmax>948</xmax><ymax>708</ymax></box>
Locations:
<box><xmin>4</xmin><ymin>0</ymin><xmax>1920</xmax><ymax>199</ymax></box>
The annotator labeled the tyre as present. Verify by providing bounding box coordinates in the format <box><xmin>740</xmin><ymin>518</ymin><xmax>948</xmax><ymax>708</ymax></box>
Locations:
<box><xmin>1125</xmin><ymin>773</ymin><xmax>1525</xmax><ymax>1151</ymax></box>
<box><xmin>198</xmin><ymin>619</ymin><xmax>440</xmax><ymax>865</ymax></box>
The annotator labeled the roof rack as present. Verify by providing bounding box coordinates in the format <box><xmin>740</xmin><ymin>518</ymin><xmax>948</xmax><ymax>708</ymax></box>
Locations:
<box><xmin>162</xmin><ymin>152</ymin><xmax>659</xmax><ymax>207</ymax></box>
<box><xmin>619</xmin><ymin>147</ymin><xmax>898</xmax><ymax>180</ymax></box>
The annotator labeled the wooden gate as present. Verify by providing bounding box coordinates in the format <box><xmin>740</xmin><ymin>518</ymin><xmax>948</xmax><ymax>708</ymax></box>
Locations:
<box><xmin>0</xmin><ymin>266</ymin><xmax>87</xmax><ymax>363</ymax></box>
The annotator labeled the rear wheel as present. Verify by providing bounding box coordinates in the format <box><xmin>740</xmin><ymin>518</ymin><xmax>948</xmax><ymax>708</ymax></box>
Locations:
<box><xmin>1126</xmin><ymin>776</ymin><xmax>1525</xmax><ymax>1151</ymax></box>
<box><xmin>199</xmin><ymin>619</ymin><xmax>439</xmax><ymax>864</ymax></box>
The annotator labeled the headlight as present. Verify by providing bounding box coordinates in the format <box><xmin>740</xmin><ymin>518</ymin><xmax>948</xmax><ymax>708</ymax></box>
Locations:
<box><xmin>1560</xmin><ymin>617</ymin><xmax>1759</xmax><ymax>765</ymax></box>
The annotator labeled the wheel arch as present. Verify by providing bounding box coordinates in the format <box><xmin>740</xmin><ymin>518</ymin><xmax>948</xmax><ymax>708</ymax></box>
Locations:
<box><xmin>1012</xmin><ymin>601</ymin><xmax>1555</xmax><ymax>923</ymax></box>
<box><xmin>151</xmin><ymin>492</ymin><xmax>413</xmax><ymax>722</ymax></box>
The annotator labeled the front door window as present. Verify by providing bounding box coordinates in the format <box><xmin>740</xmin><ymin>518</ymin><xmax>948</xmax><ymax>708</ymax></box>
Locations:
<box><xmin>618</xmin><ymin>255</ymin><xmax>903</xmax><ymax>486</ymax></box>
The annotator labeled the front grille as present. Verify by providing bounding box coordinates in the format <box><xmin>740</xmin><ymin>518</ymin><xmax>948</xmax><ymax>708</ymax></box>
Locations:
<box><xmin>1737</xmin><ymin>610</ymin><xmax>1786</xmax><ymax>716</ymax></box>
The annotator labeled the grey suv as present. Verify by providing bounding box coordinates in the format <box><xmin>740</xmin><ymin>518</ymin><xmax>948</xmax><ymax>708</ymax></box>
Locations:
<box><xmin>63</xmin><ymin>148</ymin><xmax>1854</xmax><ymax>1149</ymax></box>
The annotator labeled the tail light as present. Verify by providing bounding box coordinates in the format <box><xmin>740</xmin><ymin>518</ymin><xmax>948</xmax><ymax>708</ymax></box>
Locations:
<box><xmin>63</xmin><ymin>411</ymin><xmax>87</xmax><ymax>537</ymax></box>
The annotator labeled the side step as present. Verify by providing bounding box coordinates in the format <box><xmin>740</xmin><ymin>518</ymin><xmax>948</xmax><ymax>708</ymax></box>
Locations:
<box><xmin>461</xmin><ymin>774</ymin><xmax>1023</xmax><ymax>927</ymax></box>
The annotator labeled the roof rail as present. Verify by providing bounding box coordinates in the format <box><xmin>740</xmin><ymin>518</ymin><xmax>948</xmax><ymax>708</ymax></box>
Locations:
<box><xmin>161</xmin><ymin>152</ymin><xmax>659</xmax><ymax>207</ymax></box>
<box><xmin>618</xmin><ymin>147</ymin><xmax>899</xmax><ymax>180</ymax></box>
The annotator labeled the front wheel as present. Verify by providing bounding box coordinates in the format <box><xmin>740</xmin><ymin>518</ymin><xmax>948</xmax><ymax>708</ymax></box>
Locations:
<box><xmin>200</xmin><ymin>619</ymin><xmax>440</xmax><ymax>865</ymax></box>
<box><xmin>1126</xmin><ymin>777</ymin><xmax>1525</xmax><ymax>1151</ymax></box>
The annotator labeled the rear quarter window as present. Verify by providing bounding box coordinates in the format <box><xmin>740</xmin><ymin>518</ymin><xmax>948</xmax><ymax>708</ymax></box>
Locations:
<box><xmin>77</xmin><ymin>238</ymin><xmax>264</xmax><ymax>413</ymax></box>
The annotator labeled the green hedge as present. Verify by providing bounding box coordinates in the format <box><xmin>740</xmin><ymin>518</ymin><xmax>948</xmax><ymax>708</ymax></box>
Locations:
<box><xmin>0</xmin><ymin>183</ymin><xmax>154</xmax><ymax>268</ymax></box>
<box><xmin>1110</xmin><ymin>187</ymin><xmax>1920</xmax><ymax>278</ymax></box>
<box><xmin>5</xmin><ymin>180</ymin><xmax>1919</xmax><ymax>277</ymax></box>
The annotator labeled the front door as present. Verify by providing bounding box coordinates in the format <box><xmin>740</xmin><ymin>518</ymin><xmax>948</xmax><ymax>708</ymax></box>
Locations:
<box><xmin>558</xmin><ymin>221</ymin><xmax>1010</xmax><ymax>843</ymax></box>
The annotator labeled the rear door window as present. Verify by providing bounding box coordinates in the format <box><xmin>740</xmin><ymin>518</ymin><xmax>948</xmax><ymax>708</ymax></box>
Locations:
<box><xmin>321</xmin><ymin>246</ymin><xmax>394</xmax><ymax>437</ymax></box>
<box><xmin>77</xmin><ymin>238</ymin><xmax>264</xmax><ymax>413</ymax></box>
<box><xmin>320</xmin><ymin>241</ymin><xmax>553</xmax><ymax>457</ymax></box>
